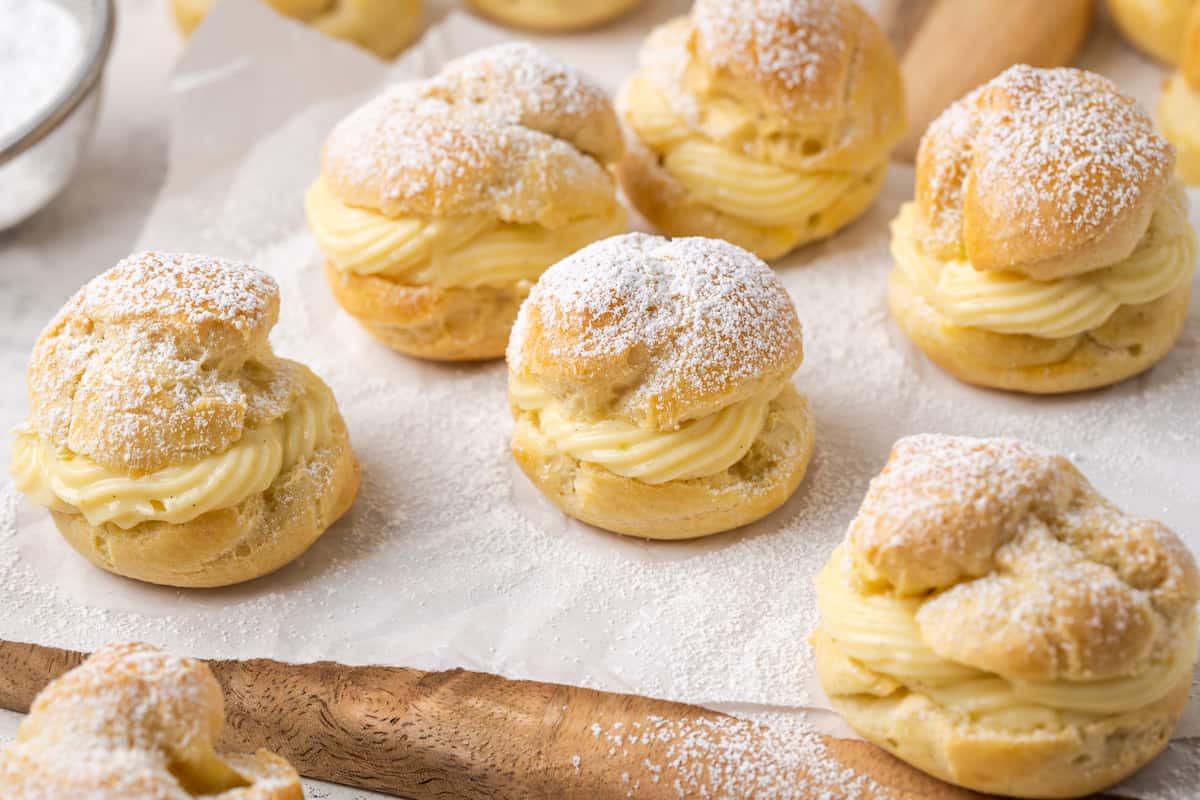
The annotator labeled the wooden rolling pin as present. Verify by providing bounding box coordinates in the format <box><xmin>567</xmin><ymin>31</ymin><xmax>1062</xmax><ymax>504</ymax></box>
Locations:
<box><xmin>0</xmin><ymin>639</ymin><xmax>989</xmax><ymax>799</ymax></box>
<box><xmin>890</xmin><ymin>0</ymin><xmax>1095</xmax><ymax>160</ymax></box>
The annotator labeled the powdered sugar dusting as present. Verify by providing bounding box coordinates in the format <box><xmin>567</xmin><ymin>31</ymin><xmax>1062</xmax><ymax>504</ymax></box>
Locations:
<box><xmin>508</xmin><ymin>233</ymin><xmax>802</xmax><ymax>422</ymax></box>
<box><xmin>428</xmin><ymin>42</ymin><xmax>613</xmax><ymax>155</ymax></box>
<box><xmin>25</xmin><ymin>252</ymin><xmax>295</xmax><ymax>473</ymax></box>
<box><xmin>850</xmin><ymin>433</ymin><xmax>1198</xmax><ymax>681</ymax></box>
<box><xmin>583</xmin><ymin>713</ymin><xmax>877</xmax><ymax>798</ymax></box>
<box><xmin>922</xmin><ymin>65</ymin><xmax>1173</xmax><ymax>258</ymax></box>
<box><xmin>693</xmin><ymin>0</ymin><xmax>851</xmax><ymax>110</ymax></box>
<box><xmin>322</xmin><ymin>42</ymin><xmax>617</xmax><ymax>221</ymax></box>
<box><xmin>69</xmin><ymin>251</ymin><xmax>277</xmax><ymax>333</ymax></box>
<box><xmin>849</xmin><ymin>434</ymin><xmax>1072</xmax><ymax>593</ymax></box>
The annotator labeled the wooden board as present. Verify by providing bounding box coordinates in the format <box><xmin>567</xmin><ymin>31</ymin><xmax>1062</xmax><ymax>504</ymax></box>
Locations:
<box><xmin>0</xmin><ymin>639</ymin><xmax>998</xmax><ymax>799</ymax></box>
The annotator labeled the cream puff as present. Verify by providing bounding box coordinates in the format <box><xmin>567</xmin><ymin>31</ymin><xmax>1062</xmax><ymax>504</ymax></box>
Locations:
<box><xmin>813</xmin><ymin>434</ymin><xmax>1199</xmax><ymax>798</ymax></box>
<box><xmin>308</xmin><ymin>42</ymin><xmax>627</xmax><ymax>361</ymax></box>
<box><xmin>1108</xmin><ymin>0</ymin><xmax>1195</xmax><ymax>64</ymax></box>
<box><xmin>507</xmin><ymin>233</ymin><xmax>814</xmax><ymax>539</ymax></box>
<box><xmin>1159</xmin><ymin>3</ymin><xmax>1200</xmax><ymax>184</ymax></box>
<box><xmin>10</xmin><ymin>252</ymin><xmax>361</xmax><ymax>588</ymax></box>
<box><xmin>616</xmin><ymin>0</ymin><xmax>906</xmax><ymax>261</ymax></box>
<box><xmin>0</xmin><ymin>642</ymin><xmax>302</xmax><ymax>798</ymax></box>
<box><xmin>171</xmin><ymin>0</ymin><xmax>423</xmax><ymax>59</ymax></box>
<box><xmin>467</xmin><ymin>0</ymin><xmax>645</xmax><ymax>32</ymax></box>
<box><xmin>890</xmin><ymin>65</ymin><xmax>1196</xmax><ymax>394</ymax></box>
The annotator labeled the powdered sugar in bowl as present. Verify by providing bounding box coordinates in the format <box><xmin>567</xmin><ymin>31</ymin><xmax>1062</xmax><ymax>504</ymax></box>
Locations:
<box><xmin>0</xmin><ymin>0</ymin><xmax>114</xmax><ymax>230</ymax></box>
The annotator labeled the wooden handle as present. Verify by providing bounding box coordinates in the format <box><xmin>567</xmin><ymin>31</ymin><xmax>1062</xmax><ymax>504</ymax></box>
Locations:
<box><xmin>0</xmin><ymin>639</ymin><xmax>986</xmax><ymax>799</ymax></box>
<box><xmin>893</xmin><ymin>0</ymin><xmax>1095</xmax><ymax>161</ymax></box>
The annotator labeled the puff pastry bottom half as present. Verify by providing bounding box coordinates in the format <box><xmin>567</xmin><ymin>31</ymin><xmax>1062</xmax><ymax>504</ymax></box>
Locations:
<box><xmin>888</xmin><ymin>266</ymin><xmax>1193</xmax><ymax>394</ymax></box>
<box><xmin>512</xmin><ymin>384</ymin><xmax>815</xmax><ymax>539</ymax></box>
<box><xmin>49</xmin><ymin>401</ymin><xmax>360</xmax><ymax>588</ymax></box>
<box><xmin>813</xmin><ymin>628</ymin><xmax>1190</xmax><ymax>799</ymax></box>
<box><xmin>325</xmin><ymin>261</ymin><xmax>529</xmax><ymax>361</ymax></box>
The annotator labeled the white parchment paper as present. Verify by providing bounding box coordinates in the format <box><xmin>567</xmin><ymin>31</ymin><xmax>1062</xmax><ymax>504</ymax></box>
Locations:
<box><xmin>0</xmin><ymin>3</ymin><xmax>1197</xmax><ymax>797</ymax></box>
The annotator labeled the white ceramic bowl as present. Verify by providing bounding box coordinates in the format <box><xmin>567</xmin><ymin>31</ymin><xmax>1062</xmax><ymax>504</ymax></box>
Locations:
<box><xmin>0</xmin><ymin>0</ymin><xmax>115</xmax><ymax>230</ymax></box>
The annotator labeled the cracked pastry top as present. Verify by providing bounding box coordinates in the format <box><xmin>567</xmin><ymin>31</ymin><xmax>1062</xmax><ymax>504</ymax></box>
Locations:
<box><xmin>813</xmin><ymin>434</ymin><xmax>1199</xmax><ymax>799</ymax></box>
<box><xmin>889</xmin><ymin>65</ymin><xmax>1196</xmax><ymax>394</ymax></box>
<box><xmin>506</xmin><ymin>232</ymin><xmax>814</xmax><ymax>539</ymax></box>
<box><xmin>308</xmin><ymin>42</ymin><xmax>627</xmax><ymax>361</ymax></box>
<box><xmin>10</xmin><ymin>252</ymin><xmax>361</xmax><ymax>588</ymax></box>
<box><xmin>615</xmin><ymin>0</ymin><xmax>906</xmax><ymax>260</ymax></box>
<box><xmin>0</xmin><ymin>642</ymin><xmax>303</xmax><ymax>798</ymax></box>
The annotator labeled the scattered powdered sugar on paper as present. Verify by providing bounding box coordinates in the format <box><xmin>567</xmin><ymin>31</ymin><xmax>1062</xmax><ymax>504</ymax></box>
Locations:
<box><xmin>582</xmin><ymin>713</ymin><xmax>877</xmax><ymax>798</ymax></box>
<box><xmin>1</xmin><ymin>10</ymin><xmax>1198</xmax><ymax>797</ymax></box>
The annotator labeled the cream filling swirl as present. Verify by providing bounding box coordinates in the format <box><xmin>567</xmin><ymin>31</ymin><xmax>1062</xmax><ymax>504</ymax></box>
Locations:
<box><xmin>816</xmin><ymin>547</ymin><xmax>1197</xmax><ymax>724</ymax></box>
<box><xmin>891</xmin><ymin>185</ymin><xmax>1197</xmax><ymax>339</ymax></box>
<box><xmin>623</xmin><ymin>75</ymin><xmax>873</xmax><ymax>228</ymax></box>
<box><xmin>11</xmin><ymin>373</ymin><xmax>336</xmax><ymax>530</ymax></box>
<box><xmin>510</xmin><ymin>377</ymin><xmax>779</xmax><ymax>484</ymax></box>
<box><xmin>305</xmin><ymin>177</ymin><xmax>627</xmax><ymax>289</ymax></box>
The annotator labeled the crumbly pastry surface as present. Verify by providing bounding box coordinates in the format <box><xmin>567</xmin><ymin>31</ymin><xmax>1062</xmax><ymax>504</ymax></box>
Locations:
<box><xmin>891</xmin><ymin>65</ymin><xmax>1195</xmax><ymax>393</ymax></box>
<box><xmin>467</xmin><ymin>0</ymin><xmax>644</xmax><ymax>32</ymax></box>
<box><xmin>1108</xmin><ymin>0</ymin><xmax>1196</xmax><ymax>64</ymax></box>
<box><xmin>310</xmin><ymin>42</ymin><xmax>627</xmax><ymax>361</ymax></box>
<box><xmin>813</xmin><ymin>434</ymin><xmax>1200</xmax><ymax>799</ymax></box>
<box><xmin>1160</xmin><ymin>3</ymin><xmax>1200</xmax><ymax>184</ymax></box>
<box><xmin>171</xmin><ymin>0</ymin><xmax>423</xmax><ymax>59</ymax></box>
<box><xmin>615</xmin><ymin>0</ymin><xmax>904</xmax><ymax>260</ymax></box>
<box><xmin>508</xmin><ymin>233</ymin><xmax>814</xmax><ymax>539</ymax></box>
<box><xmin>0</xmin><ymin>642</ymin><xmax>303</xmax><ymax>799</ymax></box>
<box><xmin>11</xmin><ymin>252</ymin><xmax>360</xmax><ymax>587</ymax></box>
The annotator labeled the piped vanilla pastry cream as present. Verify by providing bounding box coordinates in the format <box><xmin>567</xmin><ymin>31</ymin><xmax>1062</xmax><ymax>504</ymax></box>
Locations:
<box><xmin>1108</xmin><ymin>0</ymin><xmax>1195</xmax><ymax>64</ymax></box>
<box><xmin>1160</xmin><ymin>3</ymin><xmax>1200</xmax><ymax>184</ymax></box>
<box><xmin>10</xmin><ymin>252</ymin><xmax>361</xmax><ymax>588</ymax></box>
<box><xmin>615</xmin><ymin>0</ymin><xmax>905</xmax><ymax>261</ymax></box>
<box><xmin>813</xmin><ymin>434</ymin><xmax>1200</xmax><ymax>799</ymax></box>
<box><xmin>467</xmin><ymin>0</ymin><xmax>644</xmax><ymax>31</ymax></box>
<box><xmin>308</xmin><ymin>42</ymin><xmax>627</xmax><ymax>361</ymax></box>
<box><xmin>0</xmin><ymin>642</ymin><xmax>303</xmax><ymax>798</ymax></box>
<box><xmin>890</xmin><ymin>65</ymin><xmax>1196</xmax><ymax>394</ymax></box>
<box><xmin>171</xmin><ymin>0</ymin><xmax>423</xmax><ymax>59</ymax></box>
<box><xmin>507</xmin><ymin>233</ymin><xmax>815</xmax><ymax>539</ymax></box>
